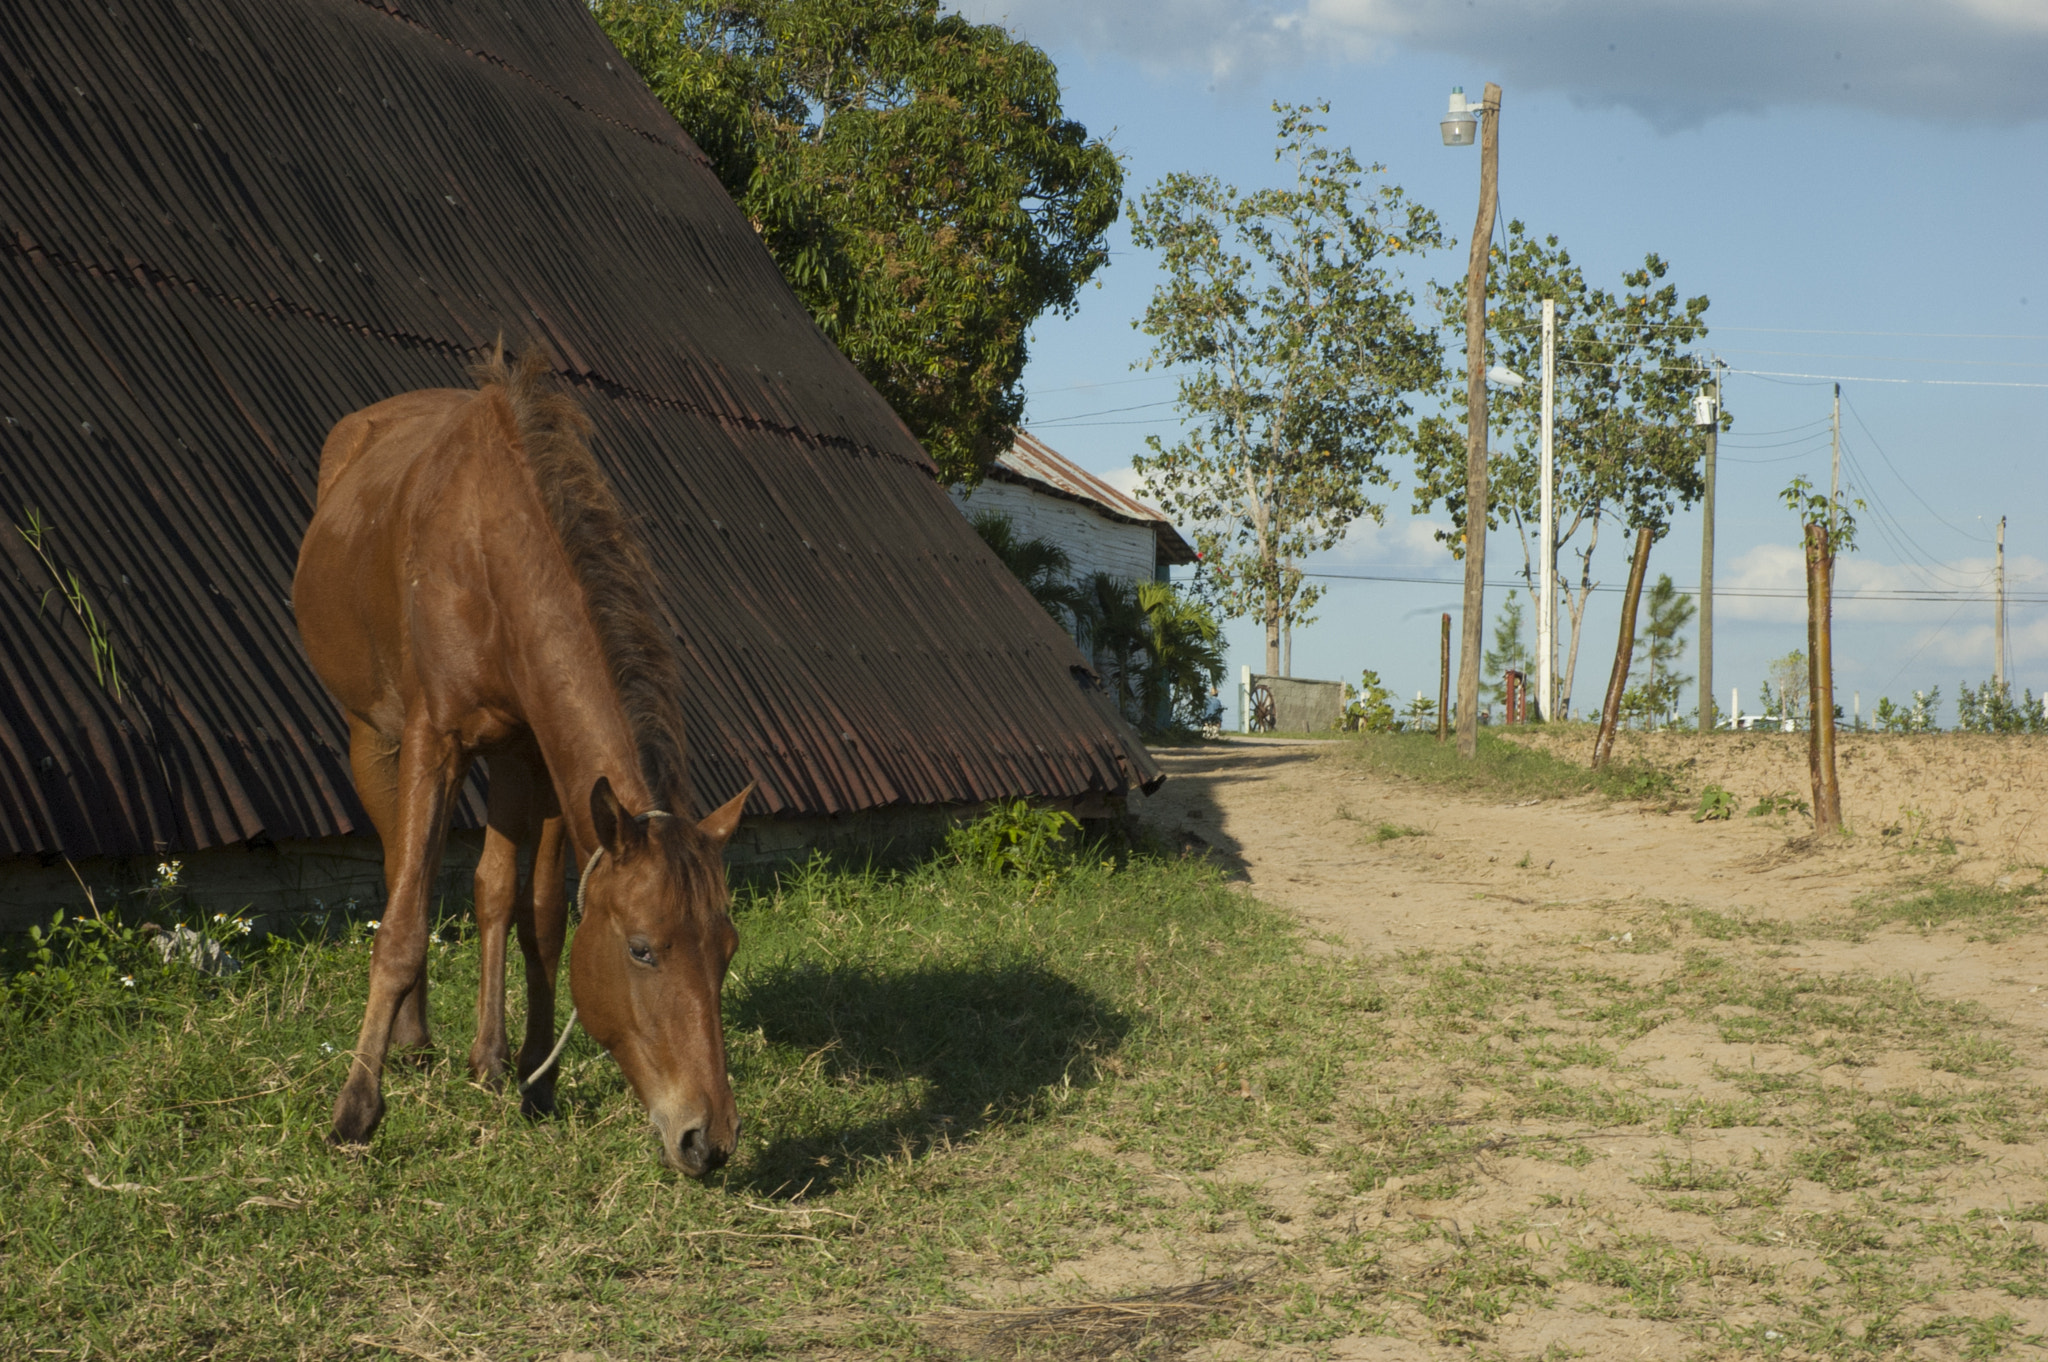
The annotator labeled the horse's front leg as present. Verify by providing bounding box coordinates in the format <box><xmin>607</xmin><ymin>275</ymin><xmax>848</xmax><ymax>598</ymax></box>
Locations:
<box><xmin>331</xmin><ymin>722</ymin><xmax>469</xmax><ymax>1146</ymax></box>
<box><xmin>470</xmin><ymin>743</ymin><xmax>545</xmax><ymax>1088</ymax></box>
<box><xmin>514</xmin><ymin>803</ymin><xmax>569</xmax><ymax>1118</ymax></box>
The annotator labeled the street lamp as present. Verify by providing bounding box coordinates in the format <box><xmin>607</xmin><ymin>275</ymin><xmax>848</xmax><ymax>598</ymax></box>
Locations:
<box><xmin>1442</xmin><ymin>81</ymin><xmax>1501</xmax><ymax>758</ymax></box>
<box><xmin>1440</xmin><ymin>87</ymin><xmax>1479</xmax><ymax>146</ymax></box>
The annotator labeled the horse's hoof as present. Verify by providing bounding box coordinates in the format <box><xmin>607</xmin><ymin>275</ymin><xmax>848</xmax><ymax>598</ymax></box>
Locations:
<box><xmin>387</xmin><ymin>1043</ymin><xmax>439</xmax><ymax>1070</ymax></box>
<box><xmin>329</xmin><ymin>1085</ymin><xmax>385</xmax><ymax>1146</ymax></box>
<box><xmin>519</xmin><ymin>1080</ymin><xmax>557</xmax><ymax>1120</ymax></box>
<box><xmin>468</xmin><ymin>1044</ymin><xmax>513</xmax><ymax>1090</ymax></box>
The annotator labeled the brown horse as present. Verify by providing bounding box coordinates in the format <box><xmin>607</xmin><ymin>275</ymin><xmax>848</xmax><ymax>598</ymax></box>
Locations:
<box><xmin>293</xmin><ymin>345</ymin><xmax>749</xmax><ymax>1175</ymax></box>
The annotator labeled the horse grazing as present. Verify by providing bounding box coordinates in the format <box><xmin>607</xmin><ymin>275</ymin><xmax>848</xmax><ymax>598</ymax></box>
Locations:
<box><xmin>293</xmin><ymin>345</ymin><xmax>750</xmax><ymax>1175</ymax></box>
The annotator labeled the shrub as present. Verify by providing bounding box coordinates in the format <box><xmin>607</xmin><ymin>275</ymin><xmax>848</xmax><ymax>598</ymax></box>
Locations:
<box><xmin>945</xmin><ymin>799</ymin><xmax>1082</xmax><ymax>878</ymax></box>
<box><xmin>1693</xmin><ymin>785</ymin><xmax>1736</xmax><ymax>822</ymax></box>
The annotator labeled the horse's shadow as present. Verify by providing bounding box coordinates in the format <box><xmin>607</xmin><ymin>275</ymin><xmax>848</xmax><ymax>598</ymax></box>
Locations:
<box><xmin>721</xmin><ymin>958</ymin><xmax>1127</xmax><ymax>1197</ymax></box>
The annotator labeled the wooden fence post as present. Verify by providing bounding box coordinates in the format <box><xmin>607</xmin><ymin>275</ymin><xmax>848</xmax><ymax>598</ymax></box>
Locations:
<box><xmin>1438</xmin><ymin>613</ymin><xmax>1451</xmax><ymax>743</ymax></box>
<box><xmin>1806</xmin><ymin>522</ymin><xmax>1843</xmax><ymax>832</ymax></box>
<box><xmin>1592</xmin><ymin>526</ymin><xmax>1653</xmax><ymax>769</ymax></box>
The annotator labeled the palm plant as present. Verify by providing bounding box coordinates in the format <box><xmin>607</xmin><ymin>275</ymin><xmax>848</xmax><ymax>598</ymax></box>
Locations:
<box><xmin>1081</xmin><ymin>572</ymin><xmax>1151</xmax><ymax>719</ymax></box>
<box><xmin>968</xmin><ymin>510</ymin><xmax>1093</xmax><ymax>637</ymax></box>
<box><xmin>1138</xmin><ymin>581</ymin><xmax>1224</xmax><ymax>729</ymax></box>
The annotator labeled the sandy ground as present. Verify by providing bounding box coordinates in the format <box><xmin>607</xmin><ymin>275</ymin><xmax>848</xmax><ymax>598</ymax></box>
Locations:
<box><xmin>1017</xmin><ymin>733</ymin><xmax>2048</xmax><ymax>1360</ymax></box>
<box><xmin>1131</xmin><ymin>732</ymin><xmax>2048</xmax><ymax>1021</ymax></box>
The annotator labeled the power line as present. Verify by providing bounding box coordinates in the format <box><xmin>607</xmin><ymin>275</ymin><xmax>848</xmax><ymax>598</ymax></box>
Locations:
<box><xmin>1477</xmin><ymin>321</ymin><xmax>2048</xmax><ymax>341</ymax></box>
<box><xmin>1025</xmin><ymin>399</ymin><xmax>1175</xmax><ymax>425</ymax></box>
<box><xmin>1839</xmin><ymin>390</ymin><xmax>1992</xmax><ymax>543</ymax></box>
<box><xmin>1298</xmin><ymin>567</ymin><xmax>2038</xmax><ymax>603</ymax></box>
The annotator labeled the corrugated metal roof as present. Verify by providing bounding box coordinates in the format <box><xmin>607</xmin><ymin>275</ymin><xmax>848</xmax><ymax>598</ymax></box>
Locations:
<box><xmin>0</xmin><ymin>0</ymin><xmax>1158</xmax><ymax>859</ymax></box>
<box><xmin>995</xmin><ymin>432</ymin><xmax>1198</xmax><ymax>565</ymax></box>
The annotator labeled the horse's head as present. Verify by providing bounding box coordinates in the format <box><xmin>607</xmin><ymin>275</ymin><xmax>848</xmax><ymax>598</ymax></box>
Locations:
<box><xmin>570</xmin><ymin>777</ymin><xmax>751</xmax><ymax>1176</ymax></box>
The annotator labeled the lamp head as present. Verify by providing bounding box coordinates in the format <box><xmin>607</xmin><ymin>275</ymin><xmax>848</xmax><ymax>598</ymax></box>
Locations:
<box><xmin>1441</xmin><ymin>86</ymin><xmax>1478</xmax><ymax>146</ymax></box>
<box><xmin>1486</xmin><ymin>364</ymin><xmax>1526</xmax><ymax>390</ymax></box>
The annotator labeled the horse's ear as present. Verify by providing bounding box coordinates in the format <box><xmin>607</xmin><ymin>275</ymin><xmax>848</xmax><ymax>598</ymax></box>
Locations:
<box><xmin>590</xmin><ymin>776</ymin><xmax>645</xmax><ymax>858</ymax></box>
<box><xmin>697</xmin><ymin>783</ymin><xmax>754</xmax><ymax>846</ymax></box>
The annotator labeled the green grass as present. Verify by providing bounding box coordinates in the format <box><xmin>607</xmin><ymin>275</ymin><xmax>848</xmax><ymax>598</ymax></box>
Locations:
<box><xmin>0</xmin><ymin>849</ymin><xmax>1398</xmax><ymax>1359</ymax></box>
<box><xmin>7</xmin><ymin>836</ymin><xmax>2047</xmax><ymax>1359</ymax></box>
<box><xmin>1340</xmin><ymin>728</ymin><xmax>1679</xmax><ymax>806</ymax></box>
<box><xmin>1845</xmin><ymin>880</ymin><xmax>2048</xmax><ymax>942</ymax></box>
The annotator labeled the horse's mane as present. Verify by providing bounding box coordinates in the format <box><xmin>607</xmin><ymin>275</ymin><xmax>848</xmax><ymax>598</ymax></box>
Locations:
<box><xmin>469</xmin><ymin>343</ymin><xmax>695</xmax><ymax>819</ymax></box>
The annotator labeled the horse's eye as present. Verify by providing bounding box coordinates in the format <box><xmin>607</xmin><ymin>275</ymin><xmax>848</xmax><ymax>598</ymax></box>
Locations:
<box><xmin>628</xmin><ymin>940</ymin><xmax>656</xmax><ymax>967</ymax></box>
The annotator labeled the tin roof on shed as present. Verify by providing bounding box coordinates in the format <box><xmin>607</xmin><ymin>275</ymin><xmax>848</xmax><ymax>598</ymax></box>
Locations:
<box><xmin>0</xmin><ymin>0</ymin><xmax>1157</xmax><ymax>859</ymax></box>
<box><xmin>991</xmin><ymin>433</ymin><xmax>1198</xmax><ymax>566</ymax></box>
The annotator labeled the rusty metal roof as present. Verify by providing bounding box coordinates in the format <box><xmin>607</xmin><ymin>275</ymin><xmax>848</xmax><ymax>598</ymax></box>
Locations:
<box><xmin>994</xmin><ymin>433</ymin><xmax>1198</xmax><ymax>565</ymax></box>
<box><xmin>0</xmin><ymin>0</ymin><xmax>1158</xmax><ymax>860</ymax></box>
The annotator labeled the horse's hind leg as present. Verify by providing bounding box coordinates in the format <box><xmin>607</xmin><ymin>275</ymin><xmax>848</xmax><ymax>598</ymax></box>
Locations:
<box><xmin>332</xmin><ymin>718</ymin><xmax>469</xmax><ymax>1146</ymax></box>
<box><xmin>513</xmin><ymin>794</ymin><xmax>569</xmax><ymax>1118</ymax></box>
<box><xmin>469</xmin><ymin>743</ymin><xmax>544</xmax><ymax>1088</ymax></box>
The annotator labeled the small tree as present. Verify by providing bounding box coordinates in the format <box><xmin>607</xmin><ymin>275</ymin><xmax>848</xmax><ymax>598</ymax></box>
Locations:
<box><xmin>1628</xmin><ymin>573</ymin><xmax>1695</xmax><ymax>724</ymax></box>
<box><xmin>1485</xmin><ymin>590</ymin><xmax>1531</xmax><ymax>707</ymax></box>
<box><xmin>1346</xmin><ymin>668</ymin><xmax>1399</xmax><ymax>733</ymax></box>
<box><xmin>1762</xmin><ymin>651</ymin><xmax>1809</xmax><ymax>722</ymax></box>
<box><xmin>1874</xmin><ymin>688</ymin><xmax>1940</xmax><ymax>733</ymax></box>
<box><xmin>1957</xmin><ymin>680</ymin><xmax>2045</xmax><ymax>733</ymax></box>
<box><xmin>1130</xmin><ymin>102</ymin><xmax>1443</xmax><ymax>677</ymax></box>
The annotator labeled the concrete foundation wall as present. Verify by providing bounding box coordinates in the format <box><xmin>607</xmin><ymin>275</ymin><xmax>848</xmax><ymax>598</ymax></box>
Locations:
<box><xmin>0</xmin><ymin>798</ymin><xmax>1123</xmax><ymax>934</ymax></box>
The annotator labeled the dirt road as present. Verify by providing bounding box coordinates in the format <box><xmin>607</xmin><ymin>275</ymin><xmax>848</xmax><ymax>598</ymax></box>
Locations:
<box><xmin>1133</xmin><ymin>737</ymin><xmax>2048</xmax><ymax>1042</ymax></box>
<box><xmin>1100</xmin><ymin>736</ymin><xmax>2048</xmax><ymax>1360</ymax></box>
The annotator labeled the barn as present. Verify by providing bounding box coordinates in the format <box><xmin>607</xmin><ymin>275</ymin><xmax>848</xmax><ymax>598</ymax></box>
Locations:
<box><xmin>0</xmin><ymin>0</ymin><xmax>1158</xmax><ymax>924</ymax></box>
<box><xmin>950</xmin><ymin>432</ymin><xmax>1197</xmax><ymax>592</ymax></box>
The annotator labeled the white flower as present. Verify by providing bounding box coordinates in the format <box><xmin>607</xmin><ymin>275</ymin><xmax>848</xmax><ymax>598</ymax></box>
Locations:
<box><xmin>120</xmin><ymin>976</ymin><xmax>135</xmax><ymax>988</ymax></box>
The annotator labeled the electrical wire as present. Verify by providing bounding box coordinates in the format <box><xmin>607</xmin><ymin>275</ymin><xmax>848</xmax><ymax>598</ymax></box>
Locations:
<box><xmin>1296</xmin><ymin>567</ymin><xmax>2038</xmax><ymax>603</ymax></box>
<box><xmin>1840</xmin><ymin>390</ymin><xmax>1992</xmax><ymax>543</ymax></box>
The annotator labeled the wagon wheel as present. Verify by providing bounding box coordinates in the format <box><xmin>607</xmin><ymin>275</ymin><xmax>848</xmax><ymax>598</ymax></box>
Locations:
<box><xmin>1248</xmin><ymin>684</ymin><xmax>1277</xmax><ymax>733</ymax></box>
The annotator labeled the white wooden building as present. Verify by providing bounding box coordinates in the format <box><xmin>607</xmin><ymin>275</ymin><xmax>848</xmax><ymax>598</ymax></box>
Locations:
<box><xmin>950</xmin><ymin>432</ymin><xmax>1196</xmax><ymax>584</ymax></box>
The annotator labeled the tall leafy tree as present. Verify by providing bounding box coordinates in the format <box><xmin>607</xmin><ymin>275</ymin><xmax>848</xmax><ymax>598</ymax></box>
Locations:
<box><xmin>597</xmin><ymin>0</ymin><xmax>1122</xmax><ymax>485</ymax></box>
<box><xmin>1413</xmin><ymin>221</ymin><xmax>1716</xmax><ymax>716</ymax></box>
<box><xmin>1128</xmin><ymin>102</ymin><xmax>1444</xmax><ymax>676</ymax></box>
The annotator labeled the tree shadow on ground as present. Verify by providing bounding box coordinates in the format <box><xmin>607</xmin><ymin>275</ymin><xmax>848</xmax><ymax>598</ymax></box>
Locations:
<box><xmin>724</xmin><ymin>958</ymin><xmax>1128</xmax><ymax>1197</ymax></box>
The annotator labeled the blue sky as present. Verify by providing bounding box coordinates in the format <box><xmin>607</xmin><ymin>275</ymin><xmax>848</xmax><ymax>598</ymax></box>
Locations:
<box><xmin>952</xmin><ymin>0</ymin><xmax>2048</xmax><ymax>728</ymax></box>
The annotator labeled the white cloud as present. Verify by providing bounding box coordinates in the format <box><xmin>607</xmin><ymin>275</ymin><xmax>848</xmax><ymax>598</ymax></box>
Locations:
<box><xmin>1096</xmin><ymin>463</ymin><xmax>1152</xmax><ymax>502</ymax></box>
<box><xmin>953</xmin><ymin>0</ymin><xmax>2048</xmax><ymax>127</ymax></box>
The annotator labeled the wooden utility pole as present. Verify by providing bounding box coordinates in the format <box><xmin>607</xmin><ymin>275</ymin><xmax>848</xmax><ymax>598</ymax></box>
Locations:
<box><xmin>1805</xmin><ymin>523</ymin><xmax>1843</xmax><ymax>832</ymax></box>
<box><xmin>1995</xmin><ymin>515</ymin><xmax>2007</xmax><ymax>689</ymax></box>
<box><xmin>1455</xmin><ymin>82</ymin><xmax>1502</xmax><ymax>760</ymax></box>
<box><xmin>1438</xmin><ymin>612</ymin><xmax>1452</xmax><ymax>742</ymax></box>
<box><xmin>1829</xmin><ymin>383</ymin><xmax>1841</xmax><ymax>528</ymax></box>
<box><xmin>1592</xmin><ymin>526</ymin><xmax>1654</xmax><ymax>769</ymax></box>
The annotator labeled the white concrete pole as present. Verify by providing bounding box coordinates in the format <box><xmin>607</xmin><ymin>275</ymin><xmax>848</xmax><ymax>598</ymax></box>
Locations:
<box><xmin>1538</xmin><ymin>298</ymin><xmax>1556</xmax><ymax>722</ymax></box>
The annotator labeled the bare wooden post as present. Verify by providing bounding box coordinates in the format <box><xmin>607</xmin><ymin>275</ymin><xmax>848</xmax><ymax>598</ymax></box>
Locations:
<box><xmin>1805</xmin><ymin>522</ymin><xmax>1843</xmax><ymax>832</ymax></box>
<box><xmin>1592</xmin><ymin>526</ymin><xmax>1653</xmax><ymax>769</ymax></box>
<box><xmin>1438</xmin><ymin>612</ymin><xmax>1452</xmax><ymax>743</ymax></box>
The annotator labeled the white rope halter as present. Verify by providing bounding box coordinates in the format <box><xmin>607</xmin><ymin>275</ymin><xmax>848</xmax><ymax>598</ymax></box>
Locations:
<box><xmin>519</xmin><ymin>808</ymin><xmax>672</xmax><ymax>1094</ymax></box>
